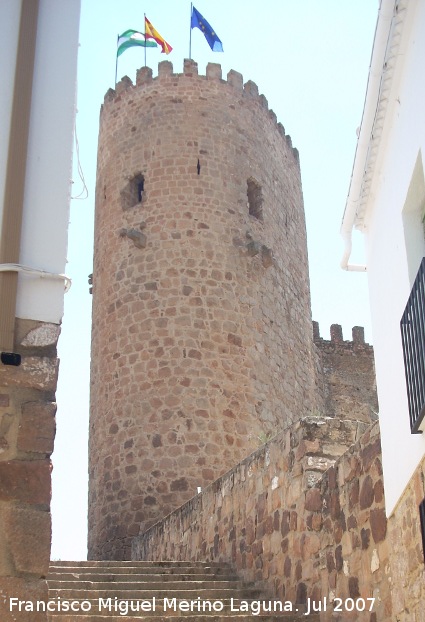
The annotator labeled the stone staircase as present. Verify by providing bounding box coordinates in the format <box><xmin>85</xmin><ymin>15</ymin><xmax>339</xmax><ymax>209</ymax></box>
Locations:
<box><xmin>47</xmin><ymin>560</ymin><xmax>319</xmax><ymax>621</ymax></box>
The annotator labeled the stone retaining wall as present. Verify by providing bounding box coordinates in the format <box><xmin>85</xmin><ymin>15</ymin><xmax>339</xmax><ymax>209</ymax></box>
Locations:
<box><xmin>386</xmin><ymin>454</ymin><xmax>425</xmax><ymax>621</ymax></box>
<box><xmin>133</xmin><ymin>417</ymin><xmax>391</xmax><ymax>621</ymax></box>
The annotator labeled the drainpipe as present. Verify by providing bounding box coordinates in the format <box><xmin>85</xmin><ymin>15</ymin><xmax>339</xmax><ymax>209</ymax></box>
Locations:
<box><xmin>341</xmin><ymin>228</ymin><xmax>367</xmax><ymax>272</ymax></box>
<box><xmin>0</xmin><ymin>0</ymin><xmax>39</xmax><ymax>355</ymax></box>
<box><xmin>340</xmin><ymin>0</ymin><xmax>396</xmax><ymax>272</ymax></box>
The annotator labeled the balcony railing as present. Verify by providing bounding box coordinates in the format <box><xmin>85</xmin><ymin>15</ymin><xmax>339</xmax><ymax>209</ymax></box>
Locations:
<box><xmin>420</xmin><ymin>497</ymin><xmax>425</xmax><ymax>564</ymax></box>
<box><xmin>401</xmin><ymin>257</ymin><xmax>425</xmax><ymax>434</ymax></box>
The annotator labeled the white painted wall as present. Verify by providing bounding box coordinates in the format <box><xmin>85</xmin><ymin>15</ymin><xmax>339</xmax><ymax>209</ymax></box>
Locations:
<box><xmin>362</xmin><ymin>0</ymin><xmax>425</xmax><ymax>514</ymax></box>
<box><xmin>0</xmin><ymin>0</ymin><xmax>80</xmax><ymax>324</ymax></box>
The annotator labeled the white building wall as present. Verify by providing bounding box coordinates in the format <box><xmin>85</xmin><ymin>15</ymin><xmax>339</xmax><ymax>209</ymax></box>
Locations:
<box><xmin>0</xmin><ymin>0</ymin><xmax>80</xmax><ymax>324</ymax></box>
<box><xmin>363</xmin><ymin>0</ymin><xmax>425</xmax><ymax>514</ymax></box>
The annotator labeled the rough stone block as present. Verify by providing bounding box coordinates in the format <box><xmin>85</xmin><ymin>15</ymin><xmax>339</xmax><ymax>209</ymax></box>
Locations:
<box><xmin>359</xmin><ymin>475</ymin><xmax>374</xmax><ymax>509</ymax></box>
<box><xmin>261</xmin><ymin>245</ymin><xmax>273</xmax><ymax>268</ymax></box>
<box><xmin>0</xmin><ymin>459</ymin><xmax>51</xmax><ymax>505</ymax></box>
<box><xmin>158</xmin><ymin>60</ymin><xmax>173</xmax><ymax>77</ymax></box>
<box><xmin>330</xmin><ymin>324</ymin><xmax>343</xmax><ymax>342</ymax></box>
<box><xmin>306</xmin><ymin>455</ymin><xmax>335</xmax><ymax>472</ymax></box>
<box><xmin>206</xmin><ymin>63</ymin><xmax>222</xmax><ymax>80</ymax></box>
<box><xmin>20</xmin><ymin>323</ymin><xmax>60</xmax><ymax>348</ymax></box>
<box><xmin>268</xmin><ymin>109</ymin><xmax>277</xmax><ymax>124</ymax></box>
<box><xmin>103</xmin><ymin>87</ymin><xmax>116</xmax><ymax>103</ymax></box>
<box><xmin>123</xmin><ymin>228</ymin><xmax>147</xmax><ymax>249</ymax></box>
<box><xmin>136</xmin><ymin>66</ymin><xmax>153</xmax><ymax>86</ymax></box>
<box><xmin>4</xmin><ymin>505</ymin><xmax>51</xmax><ymax>575</ymax></box>
<box><xmin>0</xmin><ymin>393</ymin><xmax>10</xmax><ymax>407</ymax></box>
<box><xmin>258</xmin><ymin>94</ymin><xmax>268</xmax><ymax>109</ymax></box>
<box><xmin>360</xmin><ymin>437</ymin><xmax>381</xmax><ymax>470</ymax></box>
<box><xmin>227</xmin><ymin>69</ymin><xmax>243</xmax><ymax>89</ymax></box>
<box><xmin>17</xmin><ymin>401</ymin><xmax>56</xmax><ymax>454</ymax></box>
<box><xmin>277</xmin><ymin>122</ymin><xmax>286</xmax><ymax>137</ymax></box>
<box><xmin>0</xmin><ymin>411</ymin><xmax>13</xmax><ymax>454</ymax></box>
<box><xmin>0</xmin><ymin>577</ymin><xmax>48</xmax><ymax>622</ymax></box>
<box><xmin>352</xmin><ymin>326</ymin><xmax>365</xmax><ymax>344</ymax></box>
<box><xmin>246</xmin><ymin>240</ymin><xmax>261</xmax><ymax>256</ymax></box>
<box><xmin>0</xmin><ymin>357</ymin><xmax>58</xmax><ymax>391</ymax></box>
<box><xmin>370</xmin><ymin>507</ymin><xmax>387</xmax><ymax>543</ymax></box>
<box><xmin>305</xmin><ymin>487</ymin><xmax>322</xmax><ymax>511</ymax></box>
<box><xmin>244</xmin><ymin>80</ymin><xmax>259</xmax><ymax>97</ymax></box>
<box><xmin>184</xmin><ymin>58</ymin><xmax>198</xmax><ymax>75</ymax></box>
<box><xmin>115</xmin><ymin>75</ymin><xmax>133</xmax><ymax>94</ymax></box>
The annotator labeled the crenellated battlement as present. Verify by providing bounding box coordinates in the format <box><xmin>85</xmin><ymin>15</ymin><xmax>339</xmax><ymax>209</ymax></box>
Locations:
<box><xmin>313</xmin><ymin>321</ymin><xmax>378</xmax><ymax>424</ymax></box>
<box><xmin>313</xmin><ymin>320</ymin><xmax>371</xmax><ymax>349</ymax></box>
<box><xmin>103</xmin><ymin>59</ymin><xmax>298</xmax><ymax>160</ymax></box>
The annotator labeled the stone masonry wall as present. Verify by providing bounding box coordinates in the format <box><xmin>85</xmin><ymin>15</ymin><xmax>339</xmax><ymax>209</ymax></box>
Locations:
<box><xmin>133</xmin><ymin>418</ymin><xmax>391</xmax><ymax>621</ymax></box>
<box><xmin>89</xmin><ymin>59</ymin><xmax>319</xmax><ymax>559</ymax></box>
<box><xmin>313</xmin><ymin>322</ymin><xmax>379</xmax><ymax>424</ymax></box>
<box><xmin>387</xmin><ymin>454</ymin><xmax>425</xmax><ymax>621</ymax></box>
<box><xmin>0</xmin><ymin>318</ymin><xmax>59</xmax><ymax>622</ymax></box>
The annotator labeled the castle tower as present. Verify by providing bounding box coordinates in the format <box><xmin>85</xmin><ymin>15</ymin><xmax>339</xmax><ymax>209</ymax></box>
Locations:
<box><xmin>88</xmin><ymin>60</ymin><xmax>317</xmax><ymax>560</ymax></box>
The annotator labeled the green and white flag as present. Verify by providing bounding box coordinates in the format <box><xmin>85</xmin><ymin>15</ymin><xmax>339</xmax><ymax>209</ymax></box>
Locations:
<box><xmin>117</xmin><ymin>29</ymin><xmax>157</xmax><ymax>56</ymax></box>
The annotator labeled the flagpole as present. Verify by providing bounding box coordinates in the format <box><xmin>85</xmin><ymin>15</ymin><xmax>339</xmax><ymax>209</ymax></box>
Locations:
<box><xmin>115</xmin><ymin>34</ymin><xmax>119</xmax><ymax>86</ymax></box>
<box><xmin>189</xmin><ymin>3</ymin><xmax>193</xmax><ymax>59</ymax></box>
<box><xmin>144</xmin><ymin>14</ymin><xmax>147</xmax><ymax>67</ymax></box>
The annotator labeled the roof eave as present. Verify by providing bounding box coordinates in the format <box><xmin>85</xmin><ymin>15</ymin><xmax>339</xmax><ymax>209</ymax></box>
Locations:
<box><xmin>340</xmin><ymin>0</ymin><xmax>405</xmax><ymax>270</ymax></box>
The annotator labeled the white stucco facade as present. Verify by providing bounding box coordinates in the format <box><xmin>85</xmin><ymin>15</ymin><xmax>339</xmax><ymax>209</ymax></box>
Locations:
<box><xmin>342</xmin><ymin>0</ymin><xmax>425</xmax><ymax>514</ymax></box>
<box><xmin>0</xmin><ymin>0</ymin><xmax>80</xmax><ymax>324</ymax></box>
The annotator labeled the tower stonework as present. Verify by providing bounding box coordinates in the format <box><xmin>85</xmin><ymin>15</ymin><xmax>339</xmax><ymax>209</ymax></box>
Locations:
<box><xmin>88</xmin><ymin>60</ymin><xmax>318</xmax><ymax>560</ymax></box>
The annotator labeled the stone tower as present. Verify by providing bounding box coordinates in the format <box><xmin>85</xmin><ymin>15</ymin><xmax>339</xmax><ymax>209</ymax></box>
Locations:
<box><xmin>88</xmin><ymin>60</ymin><xmax>317</xmax><ymax>560</ymax></box>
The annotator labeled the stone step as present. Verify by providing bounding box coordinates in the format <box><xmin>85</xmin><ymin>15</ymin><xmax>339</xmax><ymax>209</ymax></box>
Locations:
<box><xmin>45</xmin><ymin>598</ymin><xmax>289</xmax><ymax>612</ymax></box>
<box><xmin>51</xmin><ymin>561</ymin><xmax>227</xmax><ymax>568</ymax></box>
<box><xmin>49</xmin><ymin>588</ymin><xmax>264</xmax><ymax>600</ymax></box>
<box><xmin>47</xmin><ymin>561</ymin><xmax>319</xmax><ymax>621</ymax></box>
<box><xmin>49</xmin><ymin>566</ymin><xmax>236</xmax><ymax>581</ymax></box>
<box><xmin>48</xmin><ymin>580</ymin><xmax>244</xmax><ymax>591</ymax></box>
<box><xmin>48</xmin><ymin>617</ymin><xmax>317</xmax><ymax>622</ymax></box>
<box><xmin>48</xmin><ymin>574</ymin><xmax>238</xmax><ymax>584</ymax></box>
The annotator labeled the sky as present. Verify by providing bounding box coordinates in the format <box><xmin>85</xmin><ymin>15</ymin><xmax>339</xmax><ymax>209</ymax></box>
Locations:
<box><xmin>51</xmin><ymin>0</ymin><xmax>378</xmax><ymax>560</ymax></box>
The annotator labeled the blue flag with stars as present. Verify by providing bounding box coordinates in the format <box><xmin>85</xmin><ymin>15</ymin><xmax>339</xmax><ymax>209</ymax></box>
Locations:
<box><xmin>191</xmin><ymin>6</ymin><xmax>223</xmax><ymax>52</ymax></box>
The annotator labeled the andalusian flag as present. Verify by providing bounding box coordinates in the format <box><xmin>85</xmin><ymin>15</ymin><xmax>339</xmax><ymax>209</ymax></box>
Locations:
<box><xmin>117</xmin><ymin>29</ymin><xmax>157</xmax><ymax>57</ymax></box>
<box><xmin>144</xmin><ymin>17</ymin><xmax>173</xmax><ymax>54</ymax></box>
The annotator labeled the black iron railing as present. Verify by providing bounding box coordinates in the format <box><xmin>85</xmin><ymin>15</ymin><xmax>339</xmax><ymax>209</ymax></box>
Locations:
<box><xmin>420</xmin><ymin>497</ymin><xmax>425</xmax><ymax>564</ymax></box>
<box><xmin>401</xmin><ymin>257</ymin><xmax>425</xmax><ymax>433</ymax></box>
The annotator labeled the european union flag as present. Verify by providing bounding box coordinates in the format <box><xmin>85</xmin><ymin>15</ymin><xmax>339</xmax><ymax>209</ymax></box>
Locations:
<box><xmin>191</xmin><ymin>6</ymin><xmax>223</xmax><ymax>52</ymax></box>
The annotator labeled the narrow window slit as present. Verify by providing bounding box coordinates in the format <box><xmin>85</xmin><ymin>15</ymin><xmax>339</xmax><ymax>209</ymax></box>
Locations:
<box><xmin>121</xmin><ymin>172</ymin><xmax>145</xmax><ymax>210</ymax></box>
<box><xmin>247</xmin><ymin>177</ymin><xmax>263</xmax><ymax>221</ymax></box>
<box><xmin>137</xmin><ymin>177</ymin><xmax>144</xmax><ymax>202</ymax></box>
